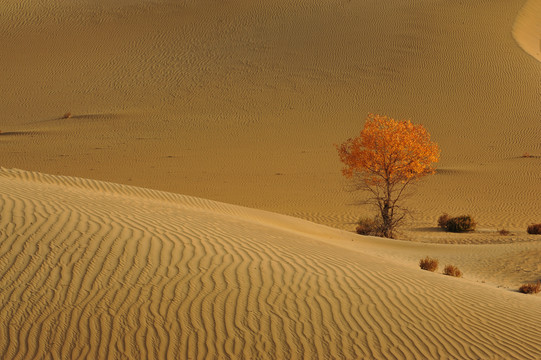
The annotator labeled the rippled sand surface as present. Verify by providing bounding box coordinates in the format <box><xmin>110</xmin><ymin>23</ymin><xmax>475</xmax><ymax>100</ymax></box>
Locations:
<box><xmin>0</xmin><ymin>168</ymin><xmax>540</xmax><ymax>359</ymax></box>
<box><xmin>0</xmin><ymin>0</ymin><xmax>539</xmax><ymax>232</ymax></box>
<box><xmin>1</xmin><ymin>1</ymin><xmax>540</xmax><ymax>358</ymax></box>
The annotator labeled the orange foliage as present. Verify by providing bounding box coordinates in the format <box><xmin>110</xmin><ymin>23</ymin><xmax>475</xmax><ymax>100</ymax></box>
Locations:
<box><xmin>336</xmin><ymin>114</ymin><xmax>440</xmax><ymax>238</ymax></box>
<box><xmin>337</xmin><ymin>114</ymin><xmax>439</xmax><ymax>186</ymax></box>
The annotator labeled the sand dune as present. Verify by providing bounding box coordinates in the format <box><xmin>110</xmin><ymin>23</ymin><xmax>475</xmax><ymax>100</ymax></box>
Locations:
<box><xmin>0</xmin><ymin>168</ymin><xmax>540</xmax><ymax>359</ymax></box>
<box><xmin>1</xmin><ymin>1</ymin><xmax>540</xmax><ymax>357</ymax></box>
<box><xmin>513</xmin><ymin>0</ymin><xmax>541</xmax><ymax>62</ymax></box>
<box><xmin>0</xmin><ymin>0</ymin><xmax>539</xmax><ymax>233</ymax></box>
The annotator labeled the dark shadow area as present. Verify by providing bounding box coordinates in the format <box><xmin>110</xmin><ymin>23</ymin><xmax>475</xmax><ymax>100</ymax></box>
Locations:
<box><xmin>0</xmin><ymin>131</ymin><xmax>38</xmax><ymax>136</ymax></box>
<box><xmin>410</xmin><ymin>227</ymin><xmax>444</xmax><ymax>233</ymax></box>
<box><xmin>26</xmin><ymin>113</ymin><xmax>119</xmax><ymax>125</ymax></box>
<box><xmin>70</xmin><ymin>113</ymin><xmax>118</xmax><ymax>120</ymax></box>
<box><xmin>434</xmin><ymin>168</ymin><xmax>466</xmax><ymax>175</ymax></box>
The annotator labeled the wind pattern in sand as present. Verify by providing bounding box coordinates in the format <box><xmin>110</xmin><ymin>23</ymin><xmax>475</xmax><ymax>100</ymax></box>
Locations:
<box><xmin>0</xmin><ymin>168</ymin><xmax>540</xmax><ymax>359</ymax></box>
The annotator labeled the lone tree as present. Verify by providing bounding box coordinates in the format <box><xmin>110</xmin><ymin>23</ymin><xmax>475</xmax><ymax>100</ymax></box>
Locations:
<box><xmin>336</xmin><ymin>114</ymin><xmax>440</xmax><ymax>238</ymax></box>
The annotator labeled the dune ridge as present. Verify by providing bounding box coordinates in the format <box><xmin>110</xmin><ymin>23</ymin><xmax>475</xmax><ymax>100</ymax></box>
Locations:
<box><xmin>0</xmin><ymin>168</ymin><xmax>540</xmax><ymax>359</ymax></box>
<box><xmin>1</xmin><ymin>0</ymin><xmax>540</xmax><ymax>357</ymax></box>
<box><xmin>0</xmin><ymin>0</ymin><xmax>540</xmax><ymax>235</ymax></box>
<box><xmin>513</xmin><ymin>0</ymin><xmax>541</xmax><ymax>62</ymax></box>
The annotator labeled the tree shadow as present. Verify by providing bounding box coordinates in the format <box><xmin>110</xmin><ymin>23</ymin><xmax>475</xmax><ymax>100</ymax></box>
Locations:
<box><xmin>410</xmin><ymin>226</ymin><xmax>444</xmax><ymax>233</ymax></box>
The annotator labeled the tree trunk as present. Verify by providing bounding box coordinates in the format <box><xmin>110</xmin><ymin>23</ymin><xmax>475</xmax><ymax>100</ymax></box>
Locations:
<box><xmin>381</xmin><ymin>201</ymin><xmax>392</xmax><ymax>238</ymax></box>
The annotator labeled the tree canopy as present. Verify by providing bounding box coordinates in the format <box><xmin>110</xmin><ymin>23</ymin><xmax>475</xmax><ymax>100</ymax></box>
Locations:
<box><xmin>336</xmin><ymin>114</ymin><xmax>440</xmax><ymax>238</ymax></box>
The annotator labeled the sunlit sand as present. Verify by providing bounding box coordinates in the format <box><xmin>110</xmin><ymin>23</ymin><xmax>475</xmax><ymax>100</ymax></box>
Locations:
<box><xmin>1</xmin><ymin>0</ymin><xmax>540</xmax><ymax>358</ymax></box>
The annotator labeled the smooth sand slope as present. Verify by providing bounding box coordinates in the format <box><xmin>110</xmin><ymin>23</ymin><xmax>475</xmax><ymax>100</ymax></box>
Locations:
<box><xmin>0</xmin><ymin>168</ymin><xmax>540</xmax><ymax>359</ymax></box>
<box><xmin>513</xmin><ymin>0</ymin><xmax>541</xmax><ymax>62</ymax></box>
<box><xmin>0</xmin><ymin>0</ymin><xmax>540</xmax><ymax>232</ymax></box>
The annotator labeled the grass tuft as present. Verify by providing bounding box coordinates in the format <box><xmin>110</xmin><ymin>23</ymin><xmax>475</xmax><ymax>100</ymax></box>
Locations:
<box><xmin>437</xmin><ymin>213</ymin><xmax>450</xmax><ymax>230</ymax></box>
<box><xmin>444</xmin><ymin>215</ymin><xmax>476</xmax><ymax>233</ymax></box>
<box><xmin>527</xmin><ymin>224</ymin><xmax>541</xmax><ymax>235</ymax></box>
<box><xmin>419</xmin><ymin>257</ymin><xmax>438</xmax><ymax>272</ymax></box>
<box><xmin>519</xmin><ymin>281</ymin><xmax>540</xmax><ymax>294</ymax></box>
<box><xmin>443</xmin><ymin>264</ymin><xmax>462</xmax><ymax>277</ymax></box>
<box><xmin>356</xmin><ymin>217</ymin><xmax>383</xmax><ymax>237</ymax></box>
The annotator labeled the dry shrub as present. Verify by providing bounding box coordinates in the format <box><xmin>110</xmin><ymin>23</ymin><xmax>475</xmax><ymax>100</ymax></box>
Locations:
<box><xmin>63</xmin><ymin>112</ymin><xmax>72</xmax><ymax>119</ymax></box>
<box><xmin>419</xmin><ymin>257</ymin><xmax>438</xmax><ymax>272</ymax></box>
<box><xmin>445</xmin><ymin>215</ymin><xmax>476</xmax><ymax>233</ymax></box>
<box><xmin>356</xmin><ymin>217</ymin><xmax>383</xmax><ymax>237</ymax></box>
<box><xmin>527</xmin><ymin>224</ymin><xmax>541</xmax><ymax>235</ymax></box>
<box><xmin>519</xmin><ymin>281</ymin><xmax>540</xmax><ymax>294</ymax></box>
<box><xmin>498</xmin><ymin>229</ymin><xmax>510</xmax><ymax>236</ymax></box>
<box><xmin>443</xmin><ymin>264</ymin><xmax>462</xmax><ymax>277</ymax></box>
<box><xmin>437</xmin><ymin>213</ymin><xmax>451</xmax><ymax>229</ymax></box>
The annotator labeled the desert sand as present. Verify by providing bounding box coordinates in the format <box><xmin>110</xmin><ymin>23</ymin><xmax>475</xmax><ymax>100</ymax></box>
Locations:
<box><xmin>0</xmin><ymin>168</ymin><xmax>540</xmax><ymax>359</ymax></box>
<box><xmin>513</xmin><ymin>0</ymin><xmax>541</xmax><ymax>62</ymax></box>
<box><xmin>0</xmin><ymin>0</ymin><xmax>539</xmax><ymax>231</ymax></box>
<box><xmin>1</xmin><ymin>0</ymin><xmax>540</xmax><ymax>358</ymax></box>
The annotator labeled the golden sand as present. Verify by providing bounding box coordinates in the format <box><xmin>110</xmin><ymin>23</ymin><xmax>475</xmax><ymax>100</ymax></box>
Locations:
<box><xmin>0</xmin><ymin>168</ymin><xmax>540</xmax><ymax>358</ymax></box>
<box><xmin>513</xmin><ymin>0</ymin><xmax>541</xmax><ymax>62</ymax></box>
<box><xmin>0</xmin><ymin>0</ymin><xmax>539</xmax><ymax>232</ymax></box>
<box><xmin>0</xmin><ymin>0</ymin><xmax>540</xmax><ymax>358</ymax></box>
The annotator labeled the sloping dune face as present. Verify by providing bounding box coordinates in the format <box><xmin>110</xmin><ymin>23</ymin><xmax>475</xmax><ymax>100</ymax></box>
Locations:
<box><xmin>513</xmin><ymin>0</ymin><xmax>541</xmax><ymax>61</ymax></box>
<box><xmin>0</xmin><ymin>0</ymin><xmax>540</xmax><ymax>231</ymax></box>
<box><xmin>0</xmin><ymin>169</ymin><xmax>540</xmax><ymax>359</ymax></box>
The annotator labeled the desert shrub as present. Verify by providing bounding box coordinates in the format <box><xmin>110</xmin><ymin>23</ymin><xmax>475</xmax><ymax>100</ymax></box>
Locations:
<box><xmin>527</xmin><ymin>224</ymin><xmax>541</xmax><ymax>235</ymax></box>
<box><xmin>445</xmin><ymin>215</ymin><xmax>476</xmax><ymax>233</ymax></box>
<box><xmin>356</xmin><ymin>217</ymin><xmax>383</xmax><ymax>236</ymax></box>
<box><xmin>419</xmin><ymin>257</ymin><xmax>438</xmax><ymax>272</ymax></box>
<box><xmin>437</xmin><ymin>213</ymin><xmax>451</xmax><ymax>229</ymax></box>
<box><xmin>497</xmin><ymin>229</ymin><xmax>510</xmax><ymax>236</ymax></box>
<box><xmin>518</xmin><ymin>281</ymin><xmax>540</xmax><ymax>294</ymax></box>
<box><xmin>443</xmin><ymin>264</ymin><xmax>462</xmax><ymax>277</ymax></box>
<box><xmin>63</xmin><ymin>112</ymin><xmax>72</xmax><ymax>119</ymax></box>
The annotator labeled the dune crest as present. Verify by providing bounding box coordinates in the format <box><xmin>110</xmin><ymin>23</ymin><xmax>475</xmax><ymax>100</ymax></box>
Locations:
<box><xmin>0</xmin><ymin>0</ymin><xmax>540</xmax><ymax>233</ymax></box>
<box><xmin>0</xmin><ymin>168</ymin><xmax>540</xmax><ymax>359</ymax></box>
<box><xmin>513</xmin><ymin>0</ymin><xmax>541</xmax><ymax>62</ymax></box>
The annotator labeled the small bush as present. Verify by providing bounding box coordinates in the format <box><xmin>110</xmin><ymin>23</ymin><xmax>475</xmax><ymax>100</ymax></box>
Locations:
<box><xmin>527</xmin><ymin>224</ymin><xmax>541</xmax><ymax>235</ymax></box>
<box><xmin>437</xmin><ymin>213</ymin><xmax>451</xmax><ymax>229</ymax></box>
<box><xmin>443</xmin><ymin>264</ymin><xmax>462</xmax><ymax>277</ymax></box>
<box><xmin>419</xmin><ymin>257</ymin><xmax>438</xmax><ymax>272</ymax></box>
<box><xmin>519</xmin><ymin>281</ymin><xmax>540</xmax><ymax>294</ymax></box>
<box><xmin>445</xmin><ymin>215</ymin><xmax>476</xmax><ymax>233</ymax></box>
<box><xmin>63</xmin><ymin>112</ymin><xmax>72</xmax><ymax>119</ymax></box>
<box><xmin>498</xmin><ymin>229</ymin><xmax>510</xmax><ymax>236</ymax></box>
<box><xmin>356</xmin><ymin>217</ymin><xmax>383</xmax><ymax>236</ymax></box>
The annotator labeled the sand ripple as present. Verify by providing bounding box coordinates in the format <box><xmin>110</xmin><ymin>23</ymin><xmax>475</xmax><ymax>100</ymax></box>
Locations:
<box><xmin>0</xmin><ymin>168</ymin><xmax>540</xmax><ymax>359</ymax></box>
